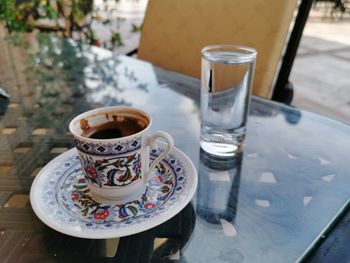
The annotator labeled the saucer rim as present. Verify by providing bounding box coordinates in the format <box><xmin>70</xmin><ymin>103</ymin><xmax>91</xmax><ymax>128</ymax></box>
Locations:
<box><xmin>30</xmin><ymin>146</ymin><xmax>197</xmax><ymax>239</ymax></box>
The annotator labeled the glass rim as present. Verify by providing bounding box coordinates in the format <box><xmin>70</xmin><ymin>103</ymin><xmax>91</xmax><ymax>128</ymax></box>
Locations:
<box><xmin>201</xmin><ymin>44</ymin><xmax>257</xmax><ymax>64</ymax></box>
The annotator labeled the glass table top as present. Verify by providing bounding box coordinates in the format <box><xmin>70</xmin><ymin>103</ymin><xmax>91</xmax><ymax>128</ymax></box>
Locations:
<box><xmin>0</xmin><ymin>33</ymin><xmax>350</xmax><ymax>262</ymax></box>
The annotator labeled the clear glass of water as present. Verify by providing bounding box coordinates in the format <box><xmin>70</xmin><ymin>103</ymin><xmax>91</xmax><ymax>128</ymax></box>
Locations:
<box><xmin>200</xmin><ymin>45</ymin><xmax>257</xmax><ymax>157</ymax></box>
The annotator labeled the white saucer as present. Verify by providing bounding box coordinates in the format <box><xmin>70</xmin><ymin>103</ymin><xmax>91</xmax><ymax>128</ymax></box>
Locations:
<box><xmin>30</xmin><ymin>147</ymin><xmax>197</xmax><ymax>239</ymax></box>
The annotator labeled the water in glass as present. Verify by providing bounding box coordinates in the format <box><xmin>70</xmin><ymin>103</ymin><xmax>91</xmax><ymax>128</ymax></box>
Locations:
<box><xmin>200</xmin><ymin>48</ymin><xmax>256</xmax><ymax>157</ymax></box>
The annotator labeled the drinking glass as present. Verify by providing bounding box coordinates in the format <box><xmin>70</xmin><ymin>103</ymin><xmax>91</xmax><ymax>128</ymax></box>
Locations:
<box><xmin>200</xmin><ymin>45</ymin><xmax>257</xmax><ymax>157</ymax></box>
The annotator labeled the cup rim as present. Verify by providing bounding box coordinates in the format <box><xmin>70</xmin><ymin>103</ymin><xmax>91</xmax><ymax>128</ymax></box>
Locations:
<box><xmin>69</xmin><ymin>106</ymin><xmax>152</xmax><ymax>142</ymax></box>
<box><xmin>201</xmin><ymin>44</ymin><xmax>257</xmax><ymax>64</ymax></box>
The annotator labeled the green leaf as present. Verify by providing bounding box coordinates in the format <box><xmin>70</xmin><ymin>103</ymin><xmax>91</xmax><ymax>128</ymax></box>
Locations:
<box><xmin>102</xmin><ymin>19</ymin><xmax>110</xmax><ymax>25</ymax></box>
<box><xmin>97</xmin><ymin>166</ymin><xmax>106</xmax><ymax>171</ymax></box>
<box><xmin>131</xmin><ymin>23</ymin><xmax>142</xmax><ymax>33</ymax></box>
<box><xmin>161</xmin><ymin>186</ymin><xmax>170</xmax><ymax>193</ymax></box>
<box><xmin>44</xmin><ymin>6</ymin><xmax>58</xmax><ymax>19</ymax></box>
<box><xmin>111</xmin><ymin>32</ymin><xmax>124</xmax><ymax>47</ymax></box>
<box><xmin>127</xmin><ymin>206</ymin><xmax>138</xmax><ymax>217</ymax></box>
<box><xmin>74</xmin><ymin>184</ymin><xmax>86</xmax><ymax>189</ymax></box>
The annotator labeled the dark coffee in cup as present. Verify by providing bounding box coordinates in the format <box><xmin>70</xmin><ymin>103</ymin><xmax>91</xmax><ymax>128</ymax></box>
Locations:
<box><xmin>80</xmin><ymin>113</ymin><xmax>148</xmax><ymax>140</ymax></box>
<box><xmin>83</xmin><ymin>117</ymin><xmax>145</xmax><ymax>139</ymax></box>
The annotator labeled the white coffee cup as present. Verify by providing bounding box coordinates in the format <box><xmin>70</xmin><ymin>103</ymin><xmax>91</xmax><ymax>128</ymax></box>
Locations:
<box><xmin>69</xmin><ymin>106</ymin><xmax>174</xmax><ymax>203</ymax></box>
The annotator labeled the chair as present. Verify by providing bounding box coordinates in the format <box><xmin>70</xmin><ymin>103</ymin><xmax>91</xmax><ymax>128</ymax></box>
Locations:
<box><xmin>134</xmin><ymin>0</ymin><xmax>313</xmax><ymax>104</ymax></box>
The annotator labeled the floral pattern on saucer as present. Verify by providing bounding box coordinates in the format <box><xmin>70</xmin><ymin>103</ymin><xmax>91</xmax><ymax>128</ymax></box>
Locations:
<box><xmin>38</xmin><ymin>148</ymin><xmax>188</xmax><ymax>231</ymax></box>
<box><xmin>60</xmin><ymin>159</ymin><xmax>176</xmax><ymax>225</ymax></box>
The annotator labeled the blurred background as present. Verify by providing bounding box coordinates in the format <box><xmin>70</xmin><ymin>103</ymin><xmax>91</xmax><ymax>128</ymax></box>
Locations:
<box><xmin>0</xmin><ymin>0</ymin><xmax>349</xmax><ymax>123</ymax></box>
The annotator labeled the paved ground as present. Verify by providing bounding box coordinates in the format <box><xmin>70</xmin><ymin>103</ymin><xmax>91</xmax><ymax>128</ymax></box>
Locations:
<box><xmin>291</xmin><ymin>8</ymin><xmax>350</xmax><ymax>124</ymax></box>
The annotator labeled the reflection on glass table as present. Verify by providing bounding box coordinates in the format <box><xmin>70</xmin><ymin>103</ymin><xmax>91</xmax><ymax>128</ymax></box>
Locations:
<box><xmin>197</xmin><ymin>149</ymin><xmax>242</xmax><ymax>225</ymax></box>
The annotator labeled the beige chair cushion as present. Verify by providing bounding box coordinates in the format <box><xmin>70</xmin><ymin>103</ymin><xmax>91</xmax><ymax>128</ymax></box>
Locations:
<box><xmin>138</xmin><ymin>0</ymin><xmax>297</xmax><ymax>98</ymax></box>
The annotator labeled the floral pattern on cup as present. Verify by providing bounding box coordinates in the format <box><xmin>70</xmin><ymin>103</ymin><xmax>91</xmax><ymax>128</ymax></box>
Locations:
<box><xmin>80</xmin><ymin>152</ymin><xmax>142</xmax><ymax>187</ymax></box>
<box><xmin>63</xmin><ymin>160</ymin><xmax>176</xmax><ymax>223</ymax></box>
<box><xmin>74</xmin><ymin>136</ymin><xmax>141</xmax><ymax>156</ymax></box>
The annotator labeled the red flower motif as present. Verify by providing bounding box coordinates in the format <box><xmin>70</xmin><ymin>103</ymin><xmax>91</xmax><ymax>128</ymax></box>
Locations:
<box><xmin>144</xmin><ymin>203</ymin><xmax>155</xmax><ymax>209</ymax></box>
<box><xmin>155</xmin><ymin>176</ymin><xmax>163</xmax><ymax>183</ymax></box>
<box><xmin>86</xmin><ymin>166</ymin><xmax>98</xmax><ymax>178</ymax></box>
<box><xmin>71</xmin><ymin>192</ymin><xmax>79</xmax><ymax>201</ymax></box>
<box><xmin>94</xmin><ymin>209</ymin><xmax>109</xmax><ymax>220</ymax></box>
<box><xmin>95</xmin><ymin>160</ymin><xmax>103</xmax><ymax>165</ymax></box>
<box><xmin>127</xmin><ymin>155</ymin><xmax>133</xmax><ymax>162</ymax></box>
<box><xmin>115</xmin><ymin>160</ymin><xmax>122</xmax><ymax>167</ymax></box>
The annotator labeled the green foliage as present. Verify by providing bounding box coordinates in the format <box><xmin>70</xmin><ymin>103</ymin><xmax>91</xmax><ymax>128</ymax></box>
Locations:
<box><xmin>111</xmin><ymin>32</ymin><xmax>123</xmax><ymax>47</ymax></box>
<box><xmin>43</xmin><ymin>5</ymin><xmax>58</xmax><ymax>19</ymax></box>
<box><xmin>0</xmin><ymin>0</ymin><xmax>140</xmax><ymax>50</ymax></box>
<box><xmin>131</xmin><ymin>23</ymin><xmax>142</xmax><ymax>33</ymax></box>
<box><xmin>0</xmin><ymin>0</ymin><xmax>29</xmax><ymax>32</ymax></box>
<box><xmin>0</xmin><ymin>0</ymin><xmax>92</xmax><ymax>34</ymax></box>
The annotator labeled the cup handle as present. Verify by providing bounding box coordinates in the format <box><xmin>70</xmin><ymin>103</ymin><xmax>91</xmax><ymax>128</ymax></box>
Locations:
<box><xmin>144</xmin><ymin>131</ymin><xmax>174</xmax><ymax>182</ymax></box>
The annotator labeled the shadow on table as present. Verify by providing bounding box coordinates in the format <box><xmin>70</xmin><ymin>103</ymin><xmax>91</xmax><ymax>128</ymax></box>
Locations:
<box><xmin>114</xmin><ymin>203</ymin><xmax>196</xmax><ymax>263</ymax></box>
<box><xmin>26</xmin><ymin>202</ymin><xmax>195</xmax><ymax>263</ymax></box>
<box><xmin>113</xmin><ymin>148</ymin><xmax>243</xmax><ymax>263</ymax></box>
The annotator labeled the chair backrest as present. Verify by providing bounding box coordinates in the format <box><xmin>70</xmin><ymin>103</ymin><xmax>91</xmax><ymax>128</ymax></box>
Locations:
<box><xmin>138</xmin><ymin>0</ymin><xmax>297</xmax><ymax>98</ymax></box>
